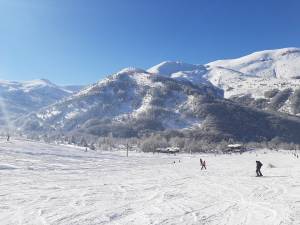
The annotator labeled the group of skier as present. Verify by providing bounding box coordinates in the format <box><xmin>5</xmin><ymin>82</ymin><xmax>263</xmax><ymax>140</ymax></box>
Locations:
<box><xmin>6</xmin><ymin>133</ymin><xmax>265</xmax><ymax>177</ymax></box>
<box><xmin>199</xmin><ymin>158</ymin><xmax>263</xmax><ymax>177</ymax></box>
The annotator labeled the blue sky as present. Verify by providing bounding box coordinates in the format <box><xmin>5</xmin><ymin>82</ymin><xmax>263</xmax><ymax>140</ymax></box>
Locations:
<box><xmin>0</xmin><ymin>0</ymin><xmax>299</xmax><ymax>85</ymax></box>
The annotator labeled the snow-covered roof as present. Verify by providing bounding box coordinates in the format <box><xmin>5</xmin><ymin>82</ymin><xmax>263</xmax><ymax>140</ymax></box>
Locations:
<box><xmin>227</xmin><ymin>144</ymin><xmax>243</xmax><ymax>148</ymax></box>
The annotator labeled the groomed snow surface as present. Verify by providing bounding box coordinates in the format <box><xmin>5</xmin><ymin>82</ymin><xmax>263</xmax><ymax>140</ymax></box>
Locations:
<box><xmin>0</xmin><ymin>138</ymin><xmax>299</xmax><ymax>225</ymax></box>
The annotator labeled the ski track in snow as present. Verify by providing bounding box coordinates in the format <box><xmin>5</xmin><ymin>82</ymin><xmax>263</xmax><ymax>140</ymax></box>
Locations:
<box><xmin>0</xmin><ymin>138</ymin><xmax>299</xmax><ymax>225</ymax></box>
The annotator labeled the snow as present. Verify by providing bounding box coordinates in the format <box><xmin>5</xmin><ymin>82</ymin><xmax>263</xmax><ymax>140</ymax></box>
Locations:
<box><xmin>131</xmin><ymin>73</ymin><xmax>154</xmax><ymax>87</ymax></box>
<box><xmin>24</xmin><ymin>48</ymin><xmax>300</xmax><ymax>132</ymax></box>
<box><xmin>171</xmin><ymin>70</ymin><xmax>211</xmax><ymax>86</ymax></box>
<box><xmin>0</xmin><ymin>138</ymin><xmax>299</xmax><ymax>224</ymax></box>
<box><xmin>0</xmin><ymin>78</ymin><xmax>76</xmax><ymax>124</ymax></box>
<box><xmin>37</xmin><ymin>109</ymin><xmax>62</xmax><ymax>120</ymax></box>
<box><xmin>0</xmin><ymin>79</ymin><xmax>72</xmax><ymax>93</ymax></box>
<box><xmin>227</xmin><ymin>144</ymin><xmax>242</xmax><ymax>148</ymax></box>
<box><xmin>208</xmin><ymin>74</ymin><xmax>300</xmax><ymax>100</ymax></box>
<box><xmin>147</xmin><ymin>61</ymin><xmax>213</xmax><ymax>87</ymax></box>
<box><xmin>65</xmin><ymin>111</ymin><xmax>80</xmax><ymax>120</ymax></box>
<box><xmin>147</xmin><ymin>48</ymin><xmax>300</xmax><ymax>102</ymax></box>
<box><xmin>203</xmin><ymin>48</ymin><xmax>300</xmax><ymax>101</ymax></box>
<box><xmin>74</xmin><ymin>68</ymin><xmax>152</xmax><ymax>98</ymax></box>
<box><xmin>207</xmin><ymin>48</ymin><xmax>300</xmax><ymax>79</ymax></box>
<box><xmin>22</xmin><ymin>79</ymin><xmax>56</xmax><ymax>91</ymax></box>
<box><xmin>117</xmin><ymin>67</ymin><xmax>147</xmax><ymax>75</ymax></box>
<box><xmin>147</xmin><ymin>61</ymin><xmax>203</xmax><ymax>77</ymax></box>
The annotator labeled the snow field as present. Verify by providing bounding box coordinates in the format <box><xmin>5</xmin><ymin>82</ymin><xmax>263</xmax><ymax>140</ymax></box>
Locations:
<box><xmin>0</xmin><ymin>138</ymin><xmax>299</xmax><ymax>225</ymax></box>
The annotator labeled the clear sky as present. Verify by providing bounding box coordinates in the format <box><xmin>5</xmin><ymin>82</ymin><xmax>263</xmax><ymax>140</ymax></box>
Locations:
<box><xmin>0</xmin><ymin>0</ymin><xmax>299</xmax><ymax>85</ymax></box>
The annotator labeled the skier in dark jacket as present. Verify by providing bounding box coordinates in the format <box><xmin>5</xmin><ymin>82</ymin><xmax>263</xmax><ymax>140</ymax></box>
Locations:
<box><xmin>200</xmin><ymin>158</ymin><xmax>207</xmax><ymax>170</ymax></box>
<box><xmin>256</xmin><ymin>161</ymin><xmax>263</xmax><ymax>177</ymax></box>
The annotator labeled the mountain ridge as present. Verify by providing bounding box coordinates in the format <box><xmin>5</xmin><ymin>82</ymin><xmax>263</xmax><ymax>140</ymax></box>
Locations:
<box><xmin>3</xmin><ymin>47</ymin><xmax>300</xmax><ymax>145</ymax></box>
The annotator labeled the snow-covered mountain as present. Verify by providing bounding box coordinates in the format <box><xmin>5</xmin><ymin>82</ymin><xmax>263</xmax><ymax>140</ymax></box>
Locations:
<box><xmin>207</xmin><ymin>47</ymin><xmax>300</xmax><ymax>79</ymax></box>
<box><xmin>205</xmin><ymin>48</ymin><xmax>300</xmax><ymax>115</ymax></box>
<box><xmin>0</xmin><ymin>79</ymin><xmax>79</xmax><ymax>126</ymax></box>
<box><xmin>17</xmin><ymin>65</ymin><xmax>300</xmax><ymax>144</ymax></box>
<box><xmin>148</xmin><ymin>61</ymin><xmax>211</xmax><ymax>86</ymax></box>
<box><xmin>6</xmin><ymin>47</ymin><xmax>300</xmax><ymax>144</ymax></box>
<box><xmin>18</xmin><ymin>68</ymin><xmax>224</xmax><ymax>137</ymax></box>
<box><xmin>147</xmin><ymin>48</ymin><xmax>300</xmax><ymax>116</ymax></box>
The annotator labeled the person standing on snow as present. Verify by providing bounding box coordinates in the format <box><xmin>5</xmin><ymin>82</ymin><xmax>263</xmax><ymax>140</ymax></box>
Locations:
<box><xmin>200</xmin><ymin>158</ymin><xmax>207</xmax><ymax>170</ymax></box>
<box><xmin>202</xmin><ymin>160</ymin><xmax>207</xmax><ymax>170</ymax></box>
<box><xmin>256</xmin><ymin>161</ymin><xmax>263</xmax><ymax>177</ymax></box>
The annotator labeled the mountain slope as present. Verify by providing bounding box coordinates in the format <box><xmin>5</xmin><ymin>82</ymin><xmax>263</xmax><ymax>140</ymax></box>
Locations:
<box><xmin>7</xmin><ymin>47</ymin><xmax>300</xmax><ymax>144</ymax></box>
<box><xmin>18</xmin><ymin>68</ymin><xmax>223</xmax><ymax>137</ymax></box>
<box><xmin>148</xmin><ymin>61</ymin><xmax>212</xmax><ymax>86</ymax></box>
<box><xmin>148</xmin><ymin>48</ymin><xmax>300</xmax><ymax>116</ymax></box>
<box><xmin>204</xmin><ymin>48</ymin><xmax>300</xmax><ymax>115</ymax></box>
<box><xmin>207</xmin><ymin>48</ymin><xmax>300</xmax><ymax>79</ymax></box>
<box><xmin>0</xmin><ymin>79</ymin><xmax>78</xmax><ymax>127</ymax></box>
<box><xmin>17</xmin><ymin>68</ymin><xmax>300</xmax><ymax>144</ymax></box>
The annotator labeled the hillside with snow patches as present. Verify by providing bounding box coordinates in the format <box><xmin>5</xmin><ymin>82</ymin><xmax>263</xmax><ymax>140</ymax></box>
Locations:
<box><xmin>2</xmin><ymin>47</ymin><xmax>300</xmax><ymax>142</ymax></box>
<box><xmin>15</xmin><ymin>49</ymin><xmax>300</xmax><ymax>144</ymax></box>
<box><xmin>148</xmin><ymin>48</ymin><xmax>300</xmax><ymax>97</ymax></box>
<box><xmin>205</xmin><ymin>48</ymin><xmax>300</xmax><ymax>115</ymax></box>
<box><xmin>148</xmin><ymin>48</ymin><xmax>300</xmax><ymax>115</ymax></box>
<box><xmin>0</xmin><ymin>79</ymin><xmax>81</xmax><ymax>128</ymax></box>
<box><xmin>17</xmin><ymin>68</ymin><xmax>226</xmax><ymax>138</ymax></box>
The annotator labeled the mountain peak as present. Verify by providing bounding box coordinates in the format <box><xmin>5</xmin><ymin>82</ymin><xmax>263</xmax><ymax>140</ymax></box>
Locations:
<box><xmin>117</xmin><ymin>67</ymin><xmax>147</xmax><ymax>75</ymax></box>
<box><xmin>207</xmin><ymin>47</ymin><xmax>300</xmax><ymax>79</ymax></box>
<box><xmin>147</xmin><ymin>61</ymin><xmax>202</xmax><ymax>76</ymax></box>
<box><xmin>39</xmin><ymin>78</ymin><xmax>53</xmax><ymax>84</ymax></box>
<box><xmin>22</xmin><ymin>78</ymin><xmax>57</xmax><ymax>88</ymax></box>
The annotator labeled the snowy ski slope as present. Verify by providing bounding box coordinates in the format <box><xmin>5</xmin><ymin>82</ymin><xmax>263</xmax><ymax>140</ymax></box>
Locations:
<box><xmin>0</xmin><ymin>138</ymin><xmax>299</xmax><ymax>225</ymax></box>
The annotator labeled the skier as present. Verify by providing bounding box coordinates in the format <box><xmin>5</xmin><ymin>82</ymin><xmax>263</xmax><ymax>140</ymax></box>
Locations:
<box><xmin>200</xmin><ymin>158</ymin><xmax>207</xmax><ymax>170</ymax></box>
<box><xmin>202</xmin><ymin>160</ymin><xmax>207</xmax><ymax>170</ymax></box>
<box><xmin>7</xmin><ymin>134</ymin><xmax>10</xmax><ymax>142</ymax></box>
<box><xmin>256</xmin><ymin>161</ymin><xmax>263</xmax><ymax>177</ymax></box>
